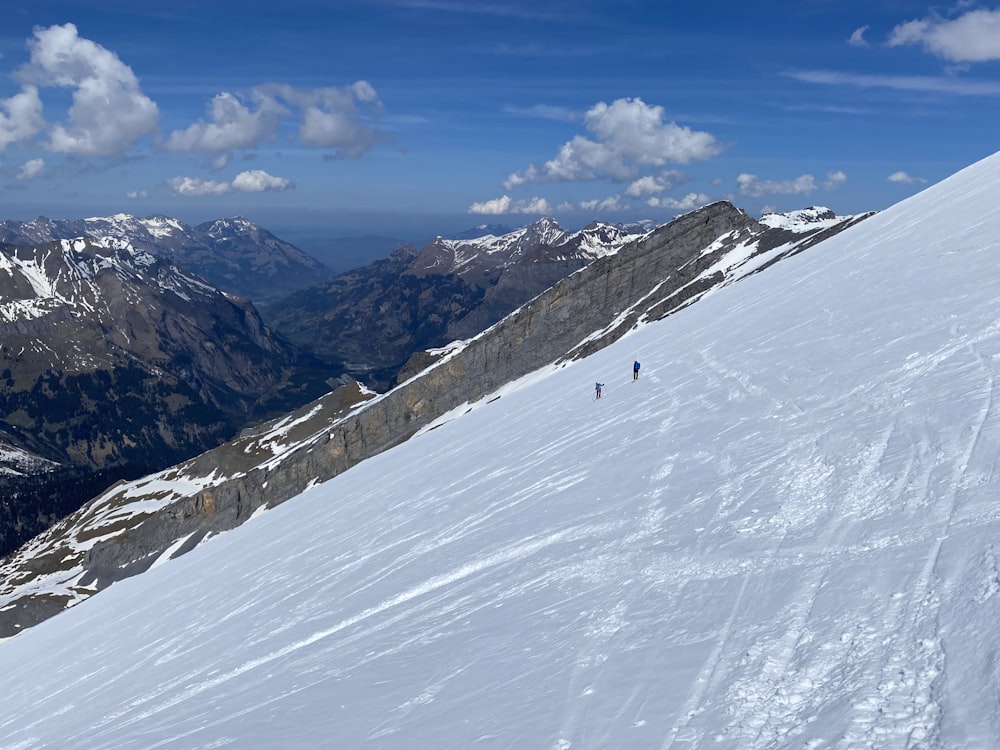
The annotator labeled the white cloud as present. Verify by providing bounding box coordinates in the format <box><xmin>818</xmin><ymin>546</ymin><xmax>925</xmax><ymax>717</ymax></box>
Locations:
<box><xmin>504</xmin><ymin>97</ymin><xmax>721</xmax><ymax>189</ymax></box>
<box><xmin>162</xmin><ymin>92</ymin><xmax>285</xmax><ymax>155</ymax></box>
<box><xmin>231</xmin><ymin>169</ymin><xmax>292</xmax><ymax>192</ymax></box>
<box><xmin>848</xmin><ymin>25</ymin><xmax>870</xmax><ymax>47</ymax></box>
<box><xmin>737</xmin><ymin>173</ymin><xmax>818</xmax><ymax>197</ymax></box>
<box><xmin>578</xmin><ymin>195</ymin><xmax>630</xmax><ymax>212</ymax></box>
<box><xmin>126</xmin><ymin>188</ymin><xmax>149</xmax><ymax>199</ymax></box>
<box><xmin>16</xmin><ymin>24</ymin><xmax>158</xmax><ymax>156</ymax></box>
<box><xmin>646</xmin><ymin>192</ymin><xmax>710</xmax><ymax>210</ymax></box>
<box><xmin>737</xmin><ymin>170</ymin><xmax>844</xmax><ymax>198</ymax></box>
<box><xmin>625</xmin><ymin>176</ymin><xmax>666</xmax><ymax>197</ymax></box>
<box><xmin>625</xmin><ymin>171</ymin><xmax>686</xmax><ymax>197</ymax></box>
<box><xmin>787</xmin><ymin>69</ymin><xmax>1000</xmax><ymax>96</ymax></box>
<box><xmin>167</xmin><ymin>176</ymin><xmax>232</xmax><ymax>196</ymax></box>
<box><xmin>0</xmin><ymin>86</ymin><xmax>43</xmax><ymax>150</ymax></box>
<box><xmin>888</xmin><ymin>10</ymin><xmax>1000</xmax><ymax>63</ymax></box>
<box><xmin>467</xmin><ymin>195</ymin><xmax>552</xmax><ymax>215</ymax></box>
<box><xmin>164</xmin><ymin>82</ymin><xmax>390</xmax><ymax>160</ymax></box>
<box><xmin>16</xmin><ymin>158</ymin><xmax>44</xmax><ymax>180</ymax></box>
<box><xmin>823</xmin><ymin>170</ymin><xmax>847</xmax><ymax>189</ymax></box>
<box><xmin>888</xmin><ymin>170</ymin><xmax>927</xmax><ymax>184</ymax></box>
<box><xmin>257</xmin><ymin>82</ymin><xmax>390</xmax><ymax>158</ymax></box>
<box><xmin>167</xmin><ymin>169</ymin><xmax>292</xmax><ymax>196</ymax></box>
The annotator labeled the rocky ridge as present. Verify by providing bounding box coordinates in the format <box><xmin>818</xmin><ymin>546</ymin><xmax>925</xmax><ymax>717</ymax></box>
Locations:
<box><xmin>0</xmin><ymin>214</ymin><xmax>332</xmax><ymax>303</ymax></box>
<box><xmin>0</xmin><ymin>200</ymin><xmax>871</xmax><ymax>637</ymax></box>
<box><xmin>264</xmin><ymin>218</ymin><xmax>648</xmax><ymax>389</ymax></box>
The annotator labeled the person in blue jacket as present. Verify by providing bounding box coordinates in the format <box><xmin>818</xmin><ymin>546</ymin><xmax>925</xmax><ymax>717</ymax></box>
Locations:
<box><xmin>595</xmin><ymin>382</ymin><xmax>604</xmax><ymax>399</ymax></box>
<box><xmin>633</xmin><ymin>360</ymin><xmax>641</xmax><ymax>380</ymax></box>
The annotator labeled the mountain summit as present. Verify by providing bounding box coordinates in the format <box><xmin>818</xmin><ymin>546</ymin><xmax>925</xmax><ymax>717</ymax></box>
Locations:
<box><xmin>0</xmin><ymin>214</ymin><xmax>332</xmax><ymax>302</ymax></box>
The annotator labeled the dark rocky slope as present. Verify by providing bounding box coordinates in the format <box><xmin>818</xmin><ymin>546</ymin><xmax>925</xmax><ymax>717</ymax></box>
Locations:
<box><xmin>0</xmin><ymin>236</ymin><xmax>333</xmax><ymax>558</ymax></box>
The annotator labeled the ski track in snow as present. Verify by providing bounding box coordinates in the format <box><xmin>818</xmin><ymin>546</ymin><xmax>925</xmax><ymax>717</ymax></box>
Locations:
<box><xmin>4</xmin><ymin>157</ymin><xmax>1000</xmax><ymax>748</ymax></box>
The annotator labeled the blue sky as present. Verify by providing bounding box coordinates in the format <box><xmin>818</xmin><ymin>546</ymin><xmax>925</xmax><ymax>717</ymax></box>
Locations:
<box><xmin>1</xmin><ymin>1</ymin><xmax>998</xmax><ymax>239</ymax></box>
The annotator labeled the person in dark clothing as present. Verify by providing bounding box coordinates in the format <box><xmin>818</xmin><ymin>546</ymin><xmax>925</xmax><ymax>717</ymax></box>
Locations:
<box><xmin>595</xmin><ymin>382</ymin><xmax>604</xmax><ymax>399</ymax></box>
<box><xmin>633</xmin><ymin>360</ymin><xmax>640</xmax><ymax>380</ymax></box>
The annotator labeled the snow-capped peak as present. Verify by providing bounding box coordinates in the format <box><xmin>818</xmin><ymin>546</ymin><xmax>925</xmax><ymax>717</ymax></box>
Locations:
<box><xmin>758</xmin><ymin>206</ymin><xmax>845</xmax><ymax>233</ymax></box>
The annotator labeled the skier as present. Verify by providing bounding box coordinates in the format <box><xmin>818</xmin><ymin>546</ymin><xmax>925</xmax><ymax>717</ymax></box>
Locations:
<box><xmin>633</xmin><ymin>360</ymin><xmax>640</xmax><ymax>380</ymax></box>
<box><xmin>595</xmin><ymin>381</ymin><xmax>604</xmax><ymax>399</ymax></box>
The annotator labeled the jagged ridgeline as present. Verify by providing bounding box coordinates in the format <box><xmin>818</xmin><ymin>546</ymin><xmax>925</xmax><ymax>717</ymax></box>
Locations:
<box><xmin>0</xmin><ymin>214</ymin><xmax>335</xmax><ymax>303</ymax></box>
<box><xmin>262</xmin><ymin>217</ymin><xmax>649</xmax><ymax>391</ymax></box>
<box><xmin>0</xmin><ymin>236</ymin><xmax>333</xmax><ymax>557</ymax></box>
<box><xmin>0</xmin><ymin>201</ymin><xmax>870</xmax><ymax>637</ymax></box>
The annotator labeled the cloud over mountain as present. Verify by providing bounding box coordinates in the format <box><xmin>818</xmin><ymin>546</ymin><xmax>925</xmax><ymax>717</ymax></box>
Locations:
<box><xmin>168</xmin><ymin>170</ymin><xmax>292</xmax><ymax>196</ymax></box>
<box><xmin>503</xmin><ymin>97</ymin><xmax>721</xmax><ymax>189</ymax></box>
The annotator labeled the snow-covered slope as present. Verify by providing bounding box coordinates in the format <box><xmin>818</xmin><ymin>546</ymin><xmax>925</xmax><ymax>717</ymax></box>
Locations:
<box><xmin>1</xmin><ymin>152</ymin><xmax>1000</xmax><ymax>748</ymax></box>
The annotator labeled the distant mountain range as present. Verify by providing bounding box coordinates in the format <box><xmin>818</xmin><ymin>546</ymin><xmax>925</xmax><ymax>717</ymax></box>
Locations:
<box><xmin>0</xmin><ymin>214</ymin><xmax>334</xmax><ymax>303</ymax></box>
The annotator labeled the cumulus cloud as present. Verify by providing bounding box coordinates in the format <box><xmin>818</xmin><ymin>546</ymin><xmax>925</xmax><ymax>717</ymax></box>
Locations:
<box><xmin>256</xmin><ymin>81</ymin><xmax>390</xmax><ymax>158</ymax></box>
<box><xmin>624</xmin><ymin>170</ymin><xmax>687</xmax><ymax>197</ymax></box>
<box><xmin>231</xmin><ymin>169</ymin><xmax>292</xmax><ymax>192</ymax></box>
<box><xmin>823</xmin><ymin>170</ymin><xmax>847</xmax><ymax>189</ymax></box>
<box><xmin>888</xmin><ymin>170</ymin><xmax>927</xmax><ymax>184</ymax></box>
<box><xmin>503</xmin><ymin>97</ymin><xmax>721</xmax><ymax>189</ymax></box>
<box><xmin>168</xmin><ymin>169</ymin><xmax>293</xmax><ymax>196</ymax></box>
<box><xmin>162</xmin><ymin>92</ymin><xmax>285</xmax><ymax>154</ymax></box>
<box><xmin>467</xmin><ymin>195</ymin><xmax>552</xmax><ymax>215</ymax></box>
<box><xmin>646</xmin><ymin>192</ymin><xmax>710</xmax><ymax>210</ymax></box>
<box><xmin>0</xmin><ymin>86</ymin><xmax>44</xmax><ymax>150</ymax></box>
<box><xmin>16</xmin><ymin>23</ymin><xmax>158</xmax><ymax>156</ymax></box>
<box><xmin>163</xmin><ymin>81</ymin><xmax>390</xmax><ymax>160</ymax></box>
<box><xmin>16</xmin><ymin>157</ymin><xmax>44</xmax><ymax>180</ymax></box>
<box><xmin>848</xmin><ymin>25</ymin><xmax>870</xmax><ymax>47</ymax></box>
<box><xmin>736</xmin><ymin>170</ymin><xmax>845</xmax><ymax>197</ymax></box>
<box><xmin>126</xmin><ymin>188</ymin><xmax>149</xmax><ymax>199</ymax></box>
<box><xmin>737</xmin><ymin>173</ymin><xmax>818</xmax><ymax>197</ymax></box>
<box><xmin>888</xmin><ymin>10</ymin><xmax>1000</xmax><ymax>62</ymax></box>
<box><xmin>167</xmin><ymin>176</ymin><xmax>232</xmax><ymax>196</ymax></box>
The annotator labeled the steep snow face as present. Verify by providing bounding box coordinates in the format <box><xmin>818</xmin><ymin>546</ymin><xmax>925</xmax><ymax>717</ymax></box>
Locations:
<box><xmin>3</xmin><ymin>153</ymin><xmax>1000</xmax><ymax>748</ymax></box>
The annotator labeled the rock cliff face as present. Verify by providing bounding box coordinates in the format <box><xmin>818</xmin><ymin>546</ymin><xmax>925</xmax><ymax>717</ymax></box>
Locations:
<box><xmin>0</xmin><ymin>201</ymin><xmax>870</xmax><ymax>637</ymax></box>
